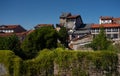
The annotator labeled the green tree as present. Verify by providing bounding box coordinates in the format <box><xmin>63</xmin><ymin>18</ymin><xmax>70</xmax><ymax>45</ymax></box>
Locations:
<box><xmin>21</xmin><ymin>26</ymin><xmax>58</xmax><ymax>59</ymax></box>
<box><xmin>89</xmin><ymin>27</ymin><xmax>111</xmax><ymax>50</ymax></box>
<box><xmin>0</xmin><ymin>35</ymin><xmax>22</xmax><ymax>57</ymax></box>
<box><xmin>107</xmin><ymin>42</ymin><xmax>120</xmax><ymax>52</ymax></box>
<box><xmin>0</xmin><ymin>37</ymin><xmax>7</xmax><ymax>49</ymax></box>
<box><xmin>7</xmin><ymin>35</ymin><xmax>21</xmax><ymax>55</ymax></box>
<box><xmin>58</xmin><ymin>26</ymin><xmax>68</xmax><ymax>47</ymax></box>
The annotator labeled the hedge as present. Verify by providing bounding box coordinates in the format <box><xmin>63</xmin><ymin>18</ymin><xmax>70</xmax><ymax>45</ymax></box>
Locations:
<box><xmin>0</xmin><ymin>50</ymin><xmax>22</xmax><ymax>76</ymax></box>
<box><xmin>0</xmin><ymin>48</ymin><xmax>118</xmax><ymax>76</ymax></box>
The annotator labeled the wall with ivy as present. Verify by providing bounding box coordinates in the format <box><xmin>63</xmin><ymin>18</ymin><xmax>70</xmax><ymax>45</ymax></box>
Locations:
<box><xmin>0</xmin><ymin>50</ymin><xmax>22</xmax><ymax>76</ymax></box>
<box><xmin>0</xmin><ymin>48</ymin><xmax>119</xmax><ymax>76</ymax></box>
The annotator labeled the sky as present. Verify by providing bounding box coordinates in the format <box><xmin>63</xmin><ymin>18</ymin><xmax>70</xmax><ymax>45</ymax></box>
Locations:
<box><xmin>0</xmin><ymin>0</ymin><xmax>120</xmax><ymax>30</ymax></box>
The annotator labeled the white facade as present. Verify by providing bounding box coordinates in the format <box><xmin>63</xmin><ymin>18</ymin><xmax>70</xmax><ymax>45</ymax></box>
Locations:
<box><xmin>91</xmin><ymin>28</ymin><xmax>120</xmax><ymax>40</ymax></box>
<box><xmin>66</xmin><ymin>19</ymin><xmax>76</xmax><ymax>29</ymax></box>
<box><xmin>99</xmin><ymin>19</ymin><xmax>112</xmax><ymax>24</ymax></box>
<box><xmin>0</xmin><ymin>30</ymin><xmax>14</xmax><ymax>33</ymax></box>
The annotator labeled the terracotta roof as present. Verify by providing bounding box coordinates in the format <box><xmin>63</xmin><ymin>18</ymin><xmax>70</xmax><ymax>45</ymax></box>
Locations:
<box><xmin>100</xmin><ymin>16</ymin><xmax>113</xmax><ymax>20</ymax></box>
<box><xmin>0</xmin><ymin>33</ymin><xmax>13</xmax><ymax>37</ymax></box>
<box><xmin>112</xmin><ymin>18</ymin><xmax>120</xmax><ymax>20</ymax></box>
<box><xmin>91</xmin><ymin>24</ymin><xmax>120</xmax><ymax>28</ymax></box>
<box><xmin>35</xmin><ymin>24</ymin><xmax>54</xmax><ymax>29</ymax></box>
<box><xmin>37</xmin><ymin>24</ymin><xmax>53</xmax><ymax>26</ymax></box>
<box><xmin>67</xmin><ymin>15</ymin><xmax>80</xmax><ymax>19</ymax></box>
<box><xmin>0</xmin><ymin>25</ymin><xmax>20</xmax><ymax>30</ymax></box>
<box><xmin>0</xmin><ymin>32</ymin><xmax>27</xmax><ymax>37</ymax></box>
<box><xmin>26</xmin><ymin>30</ymin><xmax>34</xmax><ymax>35</ymax></box>
<box><xmin>35</xmin><ymin>24</ymin><xmax>53</xmax><ymax>28</ymax></box>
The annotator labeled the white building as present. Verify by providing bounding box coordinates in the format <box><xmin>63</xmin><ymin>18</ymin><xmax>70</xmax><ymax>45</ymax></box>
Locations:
<box><xmin>91</xmin><ymin>16</ymin><xmax>120</xmax><ymax>41</ymax></box>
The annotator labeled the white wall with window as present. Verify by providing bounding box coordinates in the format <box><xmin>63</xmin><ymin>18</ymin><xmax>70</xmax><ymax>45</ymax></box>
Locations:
<box><xmin>112</xmin><ymin>28</ymin><xmax>118</xmax><ymax>32</ymax></box>
<box><xmin>113</xmin><ymin>34</ymin><xmax>118</xmax><ymax>39</ymax></box>
<box><xmin>0</xmin><ymin>30</ymin><xmax>14</xmax><ymax>33</ymax></box>
<box><xmin>91</xmin><ymin>27</ymin><xmax>120</xmax><ymax>40</ymax></box>
<box><xmin>99</xmin><ymin>19</ymin><xmax>112</xmax><ymax>24</ymax></box>
<box><xmin>106</xmin><ymin>28</ymin><xmax>111</xmax><ymax>32</ymax></box>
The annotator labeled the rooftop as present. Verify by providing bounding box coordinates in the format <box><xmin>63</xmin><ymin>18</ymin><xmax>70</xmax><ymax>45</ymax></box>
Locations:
<box><xmin>112</xmin><ymin>17</ymin><xmax>120</xmax><ymax>20</ymax></box>
<box><xmin>100</xmin><ymin>16</ymin><xmax>113</xmax><ymax>20</ymax></box>
<box><xmin>35</xmin><ymin>24</ymin><xmax>54</xmax><ymax>29</ymax></box>
<box><xmin>67</xmin><ymin>15</ymin><xmax>80</xmax><ymax>19</ymax></box>
<box><xmin>36</xmin><ymin>24</ymin><xmax>53</xmax><ymax>26</ymax></box>
<box><xmin>0</xmin><ymin>32</ymin><xmax>27</xmax><ymax>37</ymax></box>
<box><xmin>0</xmin><ymin>25</ymin><xmax>21</xmax><ymax>30</ymax></box>
<box><xmin>91</xmin><ymin>24</ymin><xmax>120</xmax><ymax>28</ymax></box>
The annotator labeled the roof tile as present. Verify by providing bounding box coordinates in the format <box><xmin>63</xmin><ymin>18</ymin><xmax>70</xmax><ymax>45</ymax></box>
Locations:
<box><xmin>91</xmin><ymin>24</ymin><xmax>120</xmax><ymax>28</ymax></box>
<box><xmin>0</xmin><ymin>25</ymin><xmax>20</xmax><ymax>30</ymax></box>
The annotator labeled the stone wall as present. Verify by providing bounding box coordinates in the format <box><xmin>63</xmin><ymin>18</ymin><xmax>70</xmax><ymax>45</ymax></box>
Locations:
<box><xmin>54</xmin><ymin>60</ymin><xmax>118</xmax><ymax>76</ymax></box>
<box><xmin>117</xmin><ymin>54</ymin><xmax>120</xmax><ymax>75</ymax></box>
<box><xmin>0</xmin><ymin>50</ymin><xmax>119</xmax><ymax>76</ymax></box>
<box><xmin>0</xmin><ymin>63</ymin><xmax>7</xmax><ymax>76</ymax></box>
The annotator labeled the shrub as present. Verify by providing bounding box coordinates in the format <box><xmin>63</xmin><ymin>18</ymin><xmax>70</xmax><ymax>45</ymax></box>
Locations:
<box><xmin>0</xmin><ymin>50</ymin><xmax>22</xmax><ymax>76</ymax></box>
<box><xmin>0</xmin><ymin>49</ymin><xmax>118</xmax><ymax>76</ymax></box>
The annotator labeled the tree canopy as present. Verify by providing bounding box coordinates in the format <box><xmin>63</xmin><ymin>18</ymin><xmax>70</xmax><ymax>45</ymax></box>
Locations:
<box><xmin>0</xmin><ymin>35</ymin><xmax>21</xmax><ymax>55</ymax></box>
<box><xmin>21</xmin><ymin>26</ymin><xmax>58</xmax><ymax>59</ymax></box>
<box><xmin>58</xmin><ymin>26</ymin><xmax>68</xmax><ymax>47</ymax></box>
<box><xmin>89</xmin><ymin>27</ymin><xmax>111</xmax><ymax>50</ymax></box>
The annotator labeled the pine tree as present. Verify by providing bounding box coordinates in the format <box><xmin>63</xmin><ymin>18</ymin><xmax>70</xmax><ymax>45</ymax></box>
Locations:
<box><xmin>90</xmin><ymin>27</ymin><xmax>111</xmax><ymax>50</ymax></box>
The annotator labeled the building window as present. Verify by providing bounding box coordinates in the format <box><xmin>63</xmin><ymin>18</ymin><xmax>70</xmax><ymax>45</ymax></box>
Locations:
<box><xmin>107</xmin><ymin>34</ymin><xmax>111</xmax><ymax>39</ymax></box>
<box><xmin>106</xmin><ymin>28</ymin><xmax>111</xmax><ymax>32</ymax></box>
<box><xmin>11</xmin><ymin>30</ymin><xmax>14</xmax><ymax>32</ymax></box>
<box><xmin>3</xmin><ymin>30</ymin><xmax>6</xmax><ymax>32</ymax></box>
<box><xmin>112</xmin><ymin>28</ymin><xmax>118</xmax><ymax>32</ymax></box>
<box><xmin>92</xmin><ymin>29</ymin><xmax>95</xmax><ymax>33</ymax></box>
<box><xmin>5</xmin><ymin>30</ymin><xmax>8</xmax><ymax>33</ymax></box>
<box><xmin>113</xmin><ymin>34</ymin><xmax>118</xmax><ymax>39</ymax></box>
<box><xmin>95</xmin><ymin>29</ymin><xmax>99</xmax><ymax>33</ymax></box>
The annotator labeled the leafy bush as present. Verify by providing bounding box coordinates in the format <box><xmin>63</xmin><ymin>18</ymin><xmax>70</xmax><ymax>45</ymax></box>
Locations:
<box><xmin>22</xmin><ymin>49</ymin><xmax>118</xmax><ymax>76</ymax></box>
<box><xmin>22</xmin><ymin>49</ymin><xmax>54</xmax><ymax>76</ymax></box>
<box><xmin>58</xmin><ymin>26</ymin><xmax>68</xmax><ymax>47</ymax></box>
<box><xmin>0</xmin><ymin>35</ymin><xmax>22</xmax><ymax>58</ymax></box>
<box><xmin>89</xmin><ymin>27</ymin><xmax>111</xmax><ymax>50</ymax></box>
<box><xmin>21</xmin><ymin>26</ymin><xmax>58</xmax><ymax>59</ymax></box>
<box><xmin>0</xmin><ymin>49</ymin><xmax>118</xmax><ymax>76</ymax></box>
<box><xmin>0</xmin><ymin>50</ymin><xmax>22</xmax><ymax>76</ymax></box>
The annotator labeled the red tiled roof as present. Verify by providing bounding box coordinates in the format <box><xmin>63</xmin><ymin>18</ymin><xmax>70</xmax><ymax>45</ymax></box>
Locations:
<box><xmin>0</xmin><ymin>32</ymin><xmax>26</xmax><ymax>37</ymax></box>
<box><xmin>0</xmin><ymin>25</ymin><xmax>20</xmax><ymax>30</ymax></box>
<box><xmin>91</xmin><ymin>24</ymin><xmax>120</xmax><ymax>28</ymax></box>
<box><xmin>35</xmin><ymin>24</ymin><xmax>54</xmax><ymax>28</ymax></box>
<box><xmin>0</xmin><ymin>33</ymin><xmax>13</xmax><ymax>37</ymax></box>
<box><xmin>100</xmin><ymin>16</ymin><xmax>113</xmax><ymax>20</ymax></box>
<box><xmin>67</xmin><ymin>15</ymin><xmax>80</xmax><ymax>19</ymax></box>
<box><xmin>37</xmin><ymin>24</ymin><xmax>53</xmax><ymax>27</ymax></box>
<box><xmin>35</xmin><ymin>24</ymin><xmax>54</xmax><ymax>29</ymax></box>
<box><xmin>100</xmin><ymin>16</ymin><xmax>120</xmax><ymax>21</ymax></box>
<box><xmin>112</xmin><ymin>18</ymin><xmax>120</xmax><ymax>20</ymax></box>
<box><xmin>26</xmin><ymin>30</ymin><xmax>34</xmax><ymax>35</ymax></box>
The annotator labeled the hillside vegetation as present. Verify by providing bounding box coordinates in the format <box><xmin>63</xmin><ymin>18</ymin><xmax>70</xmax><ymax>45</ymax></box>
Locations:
<box><xmin>0</xmin><ymin>48</ymin><xmax>118</xmax><ymax>76</ymax></box>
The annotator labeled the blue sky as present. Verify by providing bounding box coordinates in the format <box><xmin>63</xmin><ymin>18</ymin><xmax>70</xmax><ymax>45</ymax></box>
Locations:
<box><xmin>0</xmin><ymin>0</ymin><xmax>120</xmax><ymax>30</ymax></box>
